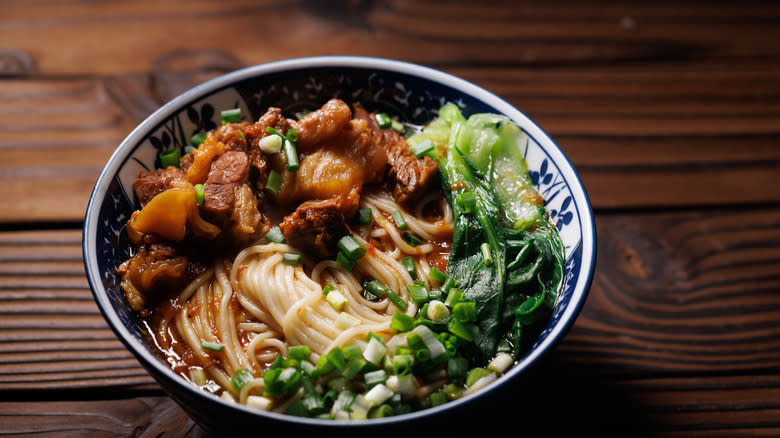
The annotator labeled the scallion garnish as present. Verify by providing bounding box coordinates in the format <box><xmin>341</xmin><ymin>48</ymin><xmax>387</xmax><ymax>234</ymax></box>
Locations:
<box><xmin>374</xmin><ymin>113</ymin><xmax>392</xmax><ymax>129</ymax></box>
<box><xmin>403</xmin><ymin>232</ymin><xmax>422</xmax><ymax>246</ymax></box>
<box><xmin>258</xmin><ymin>134</ymin><xmax>282</xmax><ymax>154</ymax></box>
<box><xmin>265</xmin><ymin>169</ymin><xmax>282</xmax><ymax>194</ymax></box>
<box><xmin>159</xmin><ymin>148</ymin><xmax>180</xmax><ymax>168</ymax></box>
<box><xmin>282</xmin><ymin>253</ymin><xmax>302</xmax><ymax>265</ymax></box>
<box><xmin>429</xmin><ymin>267</ymin><xmax>449</xmax><ymax>284</ymax></box>
<box><xmin>410</xmin><ymin>138</ymin><xmax>434</xmax><ymax>158</ymax></box>
<box><xmin>390</xmin><ymin>312</ymin><xmax>415</xmax><ymax>332</ymax></box>
<box><xmin>286</xmin><ymin>127</ymin><xmax>300</xmax><ymax>143</ymax></box>
<box><xmin>201</xmin><ymin>341</ymin><xmax>224</xmax><ymax>352</ymax></box>
<box><xmin>264</xmin><ymin>225</ymin><xmax>286</xmax><ymax>243</ymax></box>
<box><xmin>194</xmin><ymin>183</ymin><xmax>204</xmax><ymax>205</ymax></box>
<box><xmin>401</xmin><ymin>256</ymin><xmax>416</xmax><ymax>278</ymax></box>
<box><xmin>337</xmin><ymin>235</ymin><xmax>367</xmax><ymax>260</ymax></box>
<box><xmin>391</xmin><ymin>210</ymin><xmax>407</xmax><ymax>230</ymax></box>
<box><xmin>221</xmin><ymin>108</ymin><xmax>242</xmax><ymax>124</ymax></box>
<box><xmin>406</xmin><ymin>284</ymin><xmax>429</xmax><ymax>303</ymax></box>
<box><xmin>336</xmin><ymin>252</ymin><xmax>356</xmax><ymax>271</ymax></box>
<box><xmin>355</xmin><ymin>207</ymin><xmax>373</xmax><ymax>225</ymax></box>
<box><xmin>190</xmin><ymin>132</ymin><xmax>207</xmax><ymax>147</ymax></box>
<box><xmin>231</xmin><ymin>368</ymin><xmax>255</xmax><ymax>391</ymax></box>
<box><xmin>480</xmin><ymin>241</ymin><xmax>493</xmax><ymax>266</ymax></box>
<box><xmin>283</xmin><ymin>139</ymin><xmax>299</xmax><ymax>172</ymax></box>
<box><xmin>322</xmin><ymin>284</ymin><xmax>336</xmax><ymax>295</ymax></box>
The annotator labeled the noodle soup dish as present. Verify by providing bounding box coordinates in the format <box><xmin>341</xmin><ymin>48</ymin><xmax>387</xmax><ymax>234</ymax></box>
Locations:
<box><xmin>83</xmin><ymin>56</ymin><xmax>596</xmax><ymax>432</ymax></box>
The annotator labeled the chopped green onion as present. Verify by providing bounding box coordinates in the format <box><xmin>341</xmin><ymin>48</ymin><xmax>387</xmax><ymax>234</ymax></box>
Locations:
<box><xmin>391</xmin><ymin>354</ymin><xmax>414</xmax><ymax>375</ymax></box>
<box><xmin>429</xmin><ymin>267</ymin><xmax>449</xmax><ymax>284</ymax></box>
<box><xmin>390</xmin><ymin>312</ymin><xmax>415</xmax><ymax>332</ymax></box>
<box><xmin>448</xmin><ymin>318</ymin><xmax>477</xmax><ymax>342</ymax></box>
<box><xmin>411</xmin><ymin>325</ymin><xmax>446</xmax><ymax>358</ymax></box>
<box><xmin>363</xmin><ymin>280</ymin><xmax>390</xmax><ymax>298</ymax></box>
<box><xmin>342</xmin><ymin>356</ymin><xmax>367</xmax><ymax>380</ymax></box>
<box><xmin>337</xmin><ymin>235</ymin><xmax>367</xmax><ymax>260</ymax></box>
<box><xmin>286</xmin><ymin>128</ymin><xmax>300</xmax><ymax>143</ymax></box>
<box><xmin>194</xmin><ymin>183</ymin><xmax>204</xmax><ymax>205</ymax></box>
<box><xmin>265</xmin><ymin>169</ymin><xmax>282</xmax><ymax>194</ymax></box>
<box><xmin>453</xmin><ymin>301</ymin><xmax>477</xmax><ymax>322</ymax></box>
<box><xmin>391</xmin><ymin>210</ymin><xmax>407</xmax><ymax>230</ymax></box>
<box><xmin>190</xmin><ymin>132</ymin><xmax>207</xmax><ymax>147</ymax></box>
<box><xmin>342</xmin><ymin>344</ymin><xmax>362</xmax><ymax>359</ymax></box>
<box><xmin>401</xmin><ymin>256</ymin><xmax>417</xmax><ymax>278</ymax></box>
<box><xmin>426</xmin><ymin>300</ymin><xmax>450</xmax><ymax>321</ymax></box>
<box><xmin>231</xmin><ymin>368</ymin><xmax>255</xmax><ymax>391</ymax></box>
<box><xmin>363</xmin><ymin>369</ymin><xmax>388</xmax><ymax>388</ymax></box>
<box><xmin>363</xmin><ymin>337</ymin><xmax>387</xmax><ymax>365</ymax></box>
<box><xmin>488</xmin><ymin>352</ymin><xmax>514</xmax><ymax>374</ymax></box>
<box><xmin>184</xmin><ymin>145</ymin><xmax>195</xmax><ymax>155</ymax></box>
<box><xmin>325</xmin><ymin>290</ymin><xmax>347</xmax><ymax>312</ymax></box>
<box><xmin>444</xmin><ymin>288</ymin><xmax>464</xmax><ymax>307</ymax></box>
<box><xmin>355</xmin><ymin>207</ymin><xmax>373</xmax><ymax>225</ymax></box>
<box><xmin>246</xmin><ymin>395</ymin><xmax>273</xmax><ymax>411</ymax></box>
<box><xmin>336</xmin><ymin>252</ymin><xmax>356</xmax><ymax>271</ymax></box>
<box><xmin>430</xmin><ymin>390</ymin><xmax>448</xmax><ymax>407</ymax></box>
<box><xmin>189</xmin><ymin>368</ymin><xmax>207</xmax><ymax>386</ymax></box>
<box><xmin>201</xmin><ymin>341</ymin><xmax>223</xmax><ymax>352</ymax></box>
<box><xmin>258</xmin><ymin>134</ymin><xmax>282</xmax><ymax>154</ymax></box>
<box><xmin>221</xmin><ymin>108</ymin><xmax>242</xmax><ymax>124</ymax></box>
<box><xmin>264</xmin><ymin>226</ymin><xmax>285</xmax><ymax>243</ymax></box>
<box><xmin>391</xmin><ymin>119</ymin><xmax>405</xmax><ymax>133</ymax></box>
<box><xmin>326</xmin><ymin>347</ymin><xmax>347</xmax><ymax>370</ymax></box>
<box><xmin>403</xmin><ymin>232</ymin><xmax>422</xmax><ymax>246</ymax></box>
<box><xmin>322</xmin><ymin>284</ymin><xmax>335</xmax><ymax>295</ymax></box>
<box><xmin>159</xmin><ymin>148</ymin><xmax>180</xmax><ymax>168</ymax></box>
<box><xmin>457</xmin><ymin>191</ymin><xmax>477</xmax><ymax>213</ymax></box>
<box><xmin>410</xmin><ymin>138</ymin><xmax>434</xmax><ymax>158</ymax></box>
<box><xmin>288</xmin><ymin>345</ymin><xmax>311</xmax><ymax>362</ymax></box>
<box><xmin>406</xmin><ymin>284</ymin><xmax>429</xmax><ymax>303</ymax></box>
<box><xmin>480</xmin><ymin>242</ymin><xmax>494</xmax><ymax>266</ymax></box>
<box><xmin>441</xmin><ymin>276</ymin><xmax>457</xmax><ymax>293</ymax></box>
<box><xmin>282</xmin><ymin>253</ymin><xmax>302</xmax><ymax>265</ymax></box>
<box><xmin>331</xmin><ymin>390</ymin><xmax>356</xmax><ymax>416</ymax></box>
<box><xmin>284</xmin><ymin>139</ymin><xmax>299</xmax><ymax>172</ymax></box>
<box><xmin>466</xmin><ymin>368</ymin><xmax>492</xmax><ymax>387</ymax></box>
<box><xmin>334</xmin><ymin>312</ymin><xmax>361</xmax><ymax>329</ymax></box>
<box><xmin>386</xmin><ymin>374</ymin><xmax>416</xmax><ymax>396</ymax></box>
<box><xmin>375</xmin><ymin>113</ymin><xmax>392</xmax><ymax>129</ymax></box>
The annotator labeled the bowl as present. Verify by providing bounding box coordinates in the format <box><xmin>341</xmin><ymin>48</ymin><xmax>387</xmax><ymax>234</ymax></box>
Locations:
<box><xmin>83</xmin><ymin>56</ymin><xmax>596</xmax><ymax>433</ymax></box>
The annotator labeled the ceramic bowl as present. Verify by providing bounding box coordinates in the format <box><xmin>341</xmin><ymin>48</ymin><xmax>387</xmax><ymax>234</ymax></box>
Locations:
<box><xmin>83</xmin><ymin>56</ymin><xmax>596</xmax><ymax>433</ymax></box>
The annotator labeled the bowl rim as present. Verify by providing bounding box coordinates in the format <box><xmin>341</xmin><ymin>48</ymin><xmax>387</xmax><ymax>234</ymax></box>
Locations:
<box><xmin>83</xmin><ymin>55</ymin><xmax>596</xmax><ymax>428</ymax></box>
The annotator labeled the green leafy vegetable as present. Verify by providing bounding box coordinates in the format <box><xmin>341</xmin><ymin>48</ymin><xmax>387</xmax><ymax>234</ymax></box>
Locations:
<box><xmin>420</xmin><ymin>103</ymin><xmax>565</xmax><ymax>362</ymax></box>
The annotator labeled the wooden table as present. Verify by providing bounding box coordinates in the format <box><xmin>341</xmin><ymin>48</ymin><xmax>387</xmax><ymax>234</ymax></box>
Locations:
<box><xmin>2</xmin><ymin>1</ymin><xmax>780</xmax><ymax>436</ymax></box>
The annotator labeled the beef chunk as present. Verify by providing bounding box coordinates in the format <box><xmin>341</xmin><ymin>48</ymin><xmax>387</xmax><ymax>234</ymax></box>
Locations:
<box><xmin>117</xmin><ymin>242</ymin><xmax>189</xmax><ymax>315</ymax></box>
<box><xmin>243</xmin><ymin>107</ymin><xmax>292</xmax><ymax>189</ymax></box>
<box><xmin>132</xmin><ymin>167</ymin><xmax>187</xmax><ymax>206</ymax></box>
<box><xmin>202</xmin><ymin>150</ymin><xmax>250</xmax><ymax>224</ymax></box>
<box><xmin>212</xmin><ymin>121</ymin><xmax>250</xmax><ymax>152</ymax></box>
<box><xmin>293</xmin><ymin>98</ymin><xmax>352</xmax><ymax>152</ymax></box>
<box><xmin>279</xmin><ymin>190</ymin><xmax>359</xmax><ymax>260</ymax></box>
<box><xmin>353</xmin><ymin>103</ymin><xmax>438</xmax><ymax>204</ymax></box>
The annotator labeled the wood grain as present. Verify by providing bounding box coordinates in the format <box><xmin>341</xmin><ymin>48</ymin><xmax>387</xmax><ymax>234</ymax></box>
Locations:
<box><xmin>1</xmin><ymin>1</ymin><xmax>779</xmax><ymax>221</ymax></box>
<box><xmin>1</xmin><ymin>1</ymin><xmax>780</xmax><ymax>436</ymax></box>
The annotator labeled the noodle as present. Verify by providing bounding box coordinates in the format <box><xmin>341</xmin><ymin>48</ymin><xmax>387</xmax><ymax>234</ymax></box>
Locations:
<box><xmin>159</xmin><ymin>187</ymin><xmax>453</xmax><ymax>405</ymax></box>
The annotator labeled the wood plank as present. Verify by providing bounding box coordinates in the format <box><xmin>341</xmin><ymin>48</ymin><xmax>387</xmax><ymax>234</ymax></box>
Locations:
<box><xmin>2</xmin><ymin>205</ymin><xmax>780</xmax><ymax>389</ymax></box>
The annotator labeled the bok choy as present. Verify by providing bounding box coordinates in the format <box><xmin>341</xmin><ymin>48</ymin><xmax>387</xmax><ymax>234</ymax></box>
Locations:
<box><xmin>413</xmin><ymin>103</ymin><xmax>565</xmax><ymax>362</ymax></box>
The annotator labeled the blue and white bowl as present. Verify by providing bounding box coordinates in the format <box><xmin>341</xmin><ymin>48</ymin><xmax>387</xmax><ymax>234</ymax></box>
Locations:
<box><xmin>83</xmin><ymin>56</ymin><xmax>596</xmax><ymax>433</ymax></box>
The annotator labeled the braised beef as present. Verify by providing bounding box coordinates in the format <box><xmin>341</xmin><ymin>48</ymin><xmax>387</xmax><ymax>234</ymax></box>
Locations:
<box><xmin>132</xmin><ymin>167</ymin><xmax>187</xmax><ymax>206</ymax></box>
<box><xmin>279</xmin><ymin>190</ymin><xmax>360</xmax><ymax>260</ymax></box>
<box><xmin>293</xmin><ymin>98</ymin><xmax>352</xmax><ymax>152</ymax></box>
<box><xmin>353</xmin><ymin>103</ymin><xmax>438</xmax><ymax>204</ymax></box>
<box><xmin>243</xmin><ymin>107</ymin><xmax>292</xmax><ymax>189</ymax></box>
<box><xmin>202</xmin><ymin>150</ymin><xmax>250</xmax><ymax>224</ymax></box>
<box><xmin>118</xmin><ymin>242</ymin><xmax>190</xmax><ymax>315</ymax></box>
